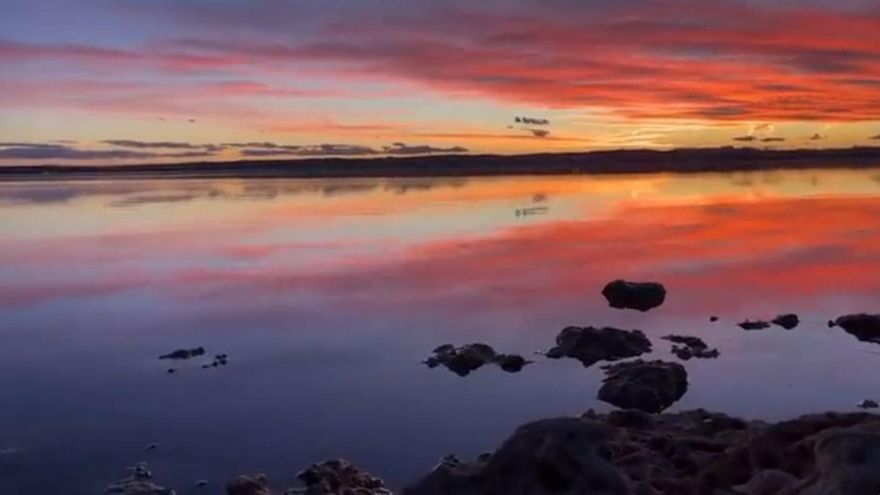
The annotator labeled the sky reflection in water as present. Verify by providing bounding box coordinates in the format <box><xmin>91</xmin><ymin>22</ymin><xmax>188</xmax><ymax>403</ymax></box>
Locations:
<box><xmin>2</xmin><ymin>169</ymin><xmax>880</xmax><ymax>493</ymax></box>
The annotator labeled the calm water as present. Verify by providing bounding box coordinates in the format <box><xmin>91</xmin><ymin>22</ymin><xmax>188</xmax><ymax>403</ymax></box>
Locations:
<box><xmin>2</xmin><ymin>169</ymin><xmax>880</xmax><ymax>493</ymax></box>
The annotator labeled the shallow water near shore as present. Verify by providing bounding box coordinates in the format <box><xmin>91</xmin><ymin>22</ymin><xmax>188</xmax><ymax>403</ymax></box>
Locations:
<box><xmin>2</xmin><ymin>168</ymin><xmax>880</xmax><ymax>493</ymax></box>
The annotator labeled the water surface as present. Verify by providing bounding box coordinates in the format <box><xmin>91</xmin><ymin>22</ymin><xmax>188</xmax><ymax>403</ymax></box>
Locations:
<box><xmin>2</xmin><ymin>169</ymin><xmax>880</xmax><ymax>493</ymax></box>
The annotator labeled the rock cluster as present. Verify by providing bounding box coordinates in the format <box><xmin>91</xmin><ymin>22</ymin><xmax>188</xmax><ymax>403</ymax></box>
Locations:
<box><xmin>425</xmin><ymin>343</ymin><xmax>529</xmax><ymax>376</ymax></box>
<box><xmin>661</xmin><ymin>335</ymin><xmax>719</xmax><ymax>360</ymax></box>
<box><xmin>546</xmin><ymin>326</ymin><xmax>652</xmax><ymax>368</ymax></box>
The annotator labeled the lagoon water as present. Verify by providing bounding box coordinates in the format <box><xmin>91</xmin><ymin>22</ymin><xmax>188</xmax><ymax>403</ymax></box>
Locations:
<box><xmin>2</xmin><ymin>169</ymin><xmax>880</xmax><ymax>493</ymax></box>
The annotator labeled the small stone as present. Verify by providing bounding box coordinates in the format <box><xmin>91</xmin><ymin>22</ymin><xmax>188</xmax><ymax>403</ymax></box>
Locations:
<box><xmin>196</xmin><ymin>479</ymin><xmax>208</xmax><ymax>488</ymax></box>
<box><xmin>710</xmin><ymin>316</ymin><xmax>719</xmax><ymax>322</ymax></box>
<box><xmin>772</xmin><ymin>313</ymin><xmax>800</xmax><ymax>330</ymax></box>
<box><xmin>858</xmin><ymin>399</ymin><xmax>879</xmax><ymax>409</ymax></box>
<box><xmin>738</xmin><ymin>320</ymin><xmax>770</xmax><ymax>330</ymax></box>
<box><xmin>146</xmin><ymin>443</ymin><xmax>159</xmax><ymax>451</ymax></box>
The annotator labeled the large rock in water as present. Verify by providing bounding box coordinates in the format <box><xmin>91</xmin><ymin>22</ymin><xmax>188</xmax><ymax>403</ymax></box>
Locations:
<box><xmin>598</xmin><ymin>360</ymin><xmax>688</xmax><ymax>413</ymax></box>
<box><xmin>602</xmin><ymin>280</ymin><xmax>666</xmax><ymax>312</ymax></box>
<box><xmin>546</xmin><ymin>326</ymin><xmax>652</xmax><ymax>368</ymax></box>
<box><xmin>831</xmin><ymin>314</ymin><xmax>880</xmax><ymax>344</ymax></box>
<box><xmin>404</xmin><ymin>418</ymin><xmax>629</xmax><ymax>495</ymax></box>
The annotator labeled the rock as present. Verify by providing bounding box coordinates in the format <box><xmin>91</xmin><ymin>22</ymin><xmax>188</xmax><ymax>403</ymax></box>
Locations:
<box><xmin>710</xmin><ymin>316</ymin><xmax>720</xmax><ymax>322</ymax></box>
<box><xmin>662</xmin><ymin>335</ymin><xmax>719</xmax><ymax>360</ymax></box>
<box><xmin>146</xmin><ymin>443</ymin><xmax>159</xmax><ymax>451</ymax></box>
<box><xmin>295</xmin><ymin>459</ymin><xmax>391</xmax><ymax>494</ymax></box>
<box><xmin>425</xmin><ymin>343</ymin><xmax>530</xmax><ymax>376</ymax></box>
<box><xmin>831</xmin><ymin>314</ymin><xmax>880</xmax><ymax>344</ymax></box>
<box><xmin>546</xmin><ymin>326</ymin><xmax>652</xmax><ymax>368</ymax></box>
<box><xmin>107</xmin><ymin>463</ymin><xmax>174</xmax><ymax>495</ymax></box>
<box><xmin>598</xmin><ymin>360</ymin><xmax>688</xmax><ymax>413</ymax></box>
<box><xmin>495</xmin><ymin>354</ymin><xmax>529</xmax><ymax>373</ymax></box>
<box><xmin>795</xmin><ymin>428</ymin><xmax>880</xmax><ymax>494</ymax></box>
<box><xmin>226</xmin><ymin>474</ymin><xmax>270</xmax><ymax>495</ymax></box>
<box><xmin>602</xmin><ymin>280</ymin><xmax>666</xmax><ymax>312</ymax></box>
<box><xmin>771</xmin><ymin>314</ymin><xmax>799</xmax><ymax>330</ymax></box>
<box><xmin>159</xmin><ymin>347</ymin><xmax>205</xmax><ymax>360</ymax></box>
<box><xmin>738</xmin><ymin>320</ymin><xmax>770</xmax><ymax>330</ymax></box>
<box><xmin>404</xmin><ymin>417</ymin><xmax>629</xmax><ymax>494</ymax></box>
<box><xmin>858</xmin><ymin>399</ymin><xmax>879</xmax><ymax>409</ymax></box>
<box><xmin>196</xmin><ymin>479</ymin><xmax>208</xmax><ymax>488</ymax></box>
<box><xmin>734</xmin><ymin>469</ymin><xmax>798</xmax><ymax>495</ymax></box>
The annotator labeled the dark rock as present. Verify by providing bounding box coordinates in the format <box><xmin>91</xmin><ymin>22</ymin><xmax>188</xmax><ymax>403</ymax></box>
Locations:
<box><xmin>738</xmin><ymin>320</ymin><xmax>770</xmax><ymax>330</ymax></box>
<box><xmin>662</xmin><ymin>335</ymin><xmax>720</xmax><ymax>360</ymax></box>
<box><xmin>146</xmin><ymin>443</ymin><xmax>158</xmax><ymax>451</ymax></box>
<box><xmin>598</xmin><ymin>360</ymin><xmax>688</xmax><ymax>413</ymax></box>
<box><xmin>734</xmin><ymin>469</ymin><xmax>798</xmax><ymax>495</ymax></box>
<box><xmin>710</xmin><ymin>316</ymin><xmax>719</xmax><ymax>322</ymax></box>
<box><xmin>602</xmin><ymin>280</ymin><xmax>666</xmax><ymax>312</ymax></box>
<box><xmin>107</xmin><ymin>463</ymin><xmax>174</xmax><ymax>495</ymax></box>
<box><xmin>795</xmin><ymin>428</ymin><xmax>880</xmax><ymax>494</ymax></box>
<box><xmin>295</xmin><ymin>459</ymin><xmax>391</xmax><ymax>494</ymax></box>
<box><xmin>546</xmin><ymin>326</ymin><xmax>652</xmax><ymax>368</ymax></box>
<box><xmin>226</xmin><ymin>474</ymin><xmax>270</xmax><ymax>495</ymax></box>
<box><xmin>495</xmin><ymin>354</ymin><xmax>529</xmax><ymax>373</ymax></box>
<box><xmin>159</xmin><ymin>347</ymin><xmax>205</xmax><ymax>360</ymax></box>
<box><xmin>404</xmin><ymin>417</ymin><xmax>629</xmax><ymax>495</ymax></box>
<box><xmin>858</xmin><ymin>399</ymin><xmax>879</xmax><ymax>409</ymax></box>
<box><xmin>832</xmin><ymin>313</ymin><xmax>880</xmax><ymax>344</ymax></box>
<box><xmin>771</xmin><ymin>313</ymin><xmax>799</xmax><ymax>330</ymax></box>
<box><xmin>425</xmin><ymin>344</ymin><xmax>530</xmax><ymax>376</ymax></box>
<box><xmin>166</xmin><ymin>368</ymin><xmax>176</xmax><ymax>374</ymax></box>
<box><xmin>196</xmin><ymin>479</ymin><xmax>208</xmax><ymax>488</ymax></box>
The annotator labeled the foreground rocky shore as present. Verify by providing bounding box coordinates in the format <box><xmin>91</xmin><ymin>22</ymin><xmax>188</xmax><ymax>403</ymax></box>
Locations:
<box><xmin>115</xmin><ymin>280</ymin><xmax>880</xmax><ymax>494</ymax></box>
<box><xmin>112</xmin><ymin>407</ymin><xmax>880</xmax><ymax>495</ymax></box>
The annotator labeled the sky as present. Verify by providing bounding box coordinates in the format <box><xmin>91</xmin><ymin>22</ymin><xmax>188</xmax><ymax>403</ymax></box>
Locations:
<box><xmin>1</xmin><ymin>0</ymin><xmax>880</xmax><ymax>164</ymax></box>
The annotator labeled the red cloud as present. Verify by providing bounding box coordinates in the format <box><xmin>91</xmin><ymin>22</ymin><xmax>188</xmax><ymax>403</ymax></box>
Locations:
<box><xmin>2</xmin><ymin>1</ymin><xmax>880</xmax><ymax>124</ymax></box>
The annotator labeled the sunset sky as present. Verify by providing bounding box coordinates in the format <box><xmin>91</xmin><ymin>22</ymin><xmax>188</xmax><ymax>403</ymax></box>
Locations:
<box><xmin>2</xmin><ymin>0</ymin><xmax>880</xmax><ymax>164</ymax></box>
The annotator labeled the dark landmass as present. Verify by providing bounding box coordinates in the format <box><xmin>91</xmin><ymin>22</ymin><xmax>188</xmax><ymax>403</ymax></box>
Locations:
<box><xmin>5</xmin><ymin>147</ymin><xmax>880</xmax><ymax>180</ymax></box>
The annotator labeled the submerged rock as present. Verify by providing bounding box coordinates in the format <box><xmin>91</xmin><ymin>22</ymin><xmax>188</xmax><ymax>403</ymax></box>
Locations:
<box><xmin>598</xmin><ymin>359</ymin><xmax>688</xmax><ymax>413</ymax></box>
<box><xmin>296</xmin><ymin>458</ymin><xmax>391</xmax><ymax>494</ymax></box>
<box><xmin>831</xmin><ymin>313</ymin><xmax>880</xmax><ymax>344</ymax></box>
<box><xmin>771</xmin><ymin>313</ymin><xmax>800</xmax><ymax>330</ymax></box>
<box><xmin>106</xmin><ymin>463</ymin><xmax>174</xmax><ymax>495</ymax></box>
<box><xmin>404</xmin><ymin>417</ymin><xmax>629</xmax><ymax>495</ymax></box>
<box><xmin>159</xmin><ymin>347</ymin><xmax>205</xmax><ymax>360</ymax></box>
<box><xmin>425</xmin><ymin>344</ymin><xmax>530</xmax><ymax>376</ymax></box>
<box><xmin>662</xmin><ymin>335</ymin><xmax>719</xmax><ymax>360</ymax></box>
<box><xmin>602</xmin><ymin>280</ymin><xmax>666</xmax><ymax>312</ymax></box>
<box><xmin>546</xmin><ymin>326</ymin><xmax>652</xmax><ymax>368</ymax></box>
<box><xmin>738</xmin><ymin>320</ymin><xmax>770</xmax><ymax>330</ymax></box>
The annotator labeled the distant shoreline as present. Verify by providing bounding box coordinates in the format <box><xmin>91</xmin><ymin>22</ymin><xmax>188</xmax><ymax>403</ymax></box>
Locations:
<box><xmin>3</xmin><ymin>147</ymin><xmax>880</xmax><ymax>180</ymax></box>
